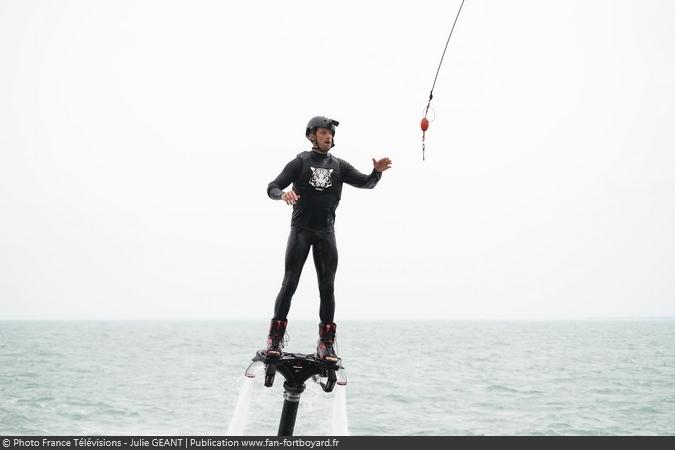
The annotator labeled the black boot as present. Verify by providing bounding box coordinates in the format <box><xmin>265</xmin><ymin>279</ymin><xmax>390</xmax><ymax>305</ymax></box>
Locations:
<box><xmin>266</xmin><ymin>319</ymin><xmax>287</xmax><ymax>359</ymax></box>
<box><xmin>316</xmin><ymin>322</ymin><xmax>338</xmax><ymax>362</ymax></box>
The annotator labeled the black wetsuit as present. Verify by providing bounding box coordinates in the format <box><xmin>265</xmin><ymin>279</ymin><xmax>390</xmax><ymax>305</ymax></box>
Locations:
<box><xmin>267</xmin><ymin>149</ymin><xmax>382</xmax><ymax>322</ymax></box>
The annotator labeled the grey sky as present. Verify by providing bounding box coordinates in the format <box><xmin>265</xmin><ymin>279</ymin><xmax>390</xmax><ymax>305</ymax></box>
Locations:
<box><xmin>1</xmin><ymin>0</ymin><xmax>674</xmax><ymax>320</ymax></box>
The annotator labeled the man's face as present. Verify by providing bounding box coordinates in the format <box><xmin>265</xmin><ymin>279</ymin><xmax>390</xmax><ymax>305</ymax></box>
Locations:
<box><xmin>312</xmin><ymin>128</ymin><xmax>334</xmax><ymax>152</ymax></box>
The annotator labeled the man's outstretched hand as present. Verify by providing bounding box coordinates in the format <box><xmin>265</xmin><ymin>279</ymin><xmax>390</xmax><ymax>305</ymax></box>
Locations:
<box><xmin>373</xmin><ymin>157</ymin><xmax>392</xmax><ymax>172</ymax></box>
<box><xmin>281</xmin><ymin>190</ymin><xmax>301</xmax><ymax>205</ymax></box>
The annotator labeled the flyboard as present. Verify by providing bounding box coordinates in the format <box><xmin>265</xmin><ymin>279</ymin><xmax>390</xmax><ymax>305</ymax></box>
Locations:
<box><xmin>244</xmin><ymin>350</ymin><xmax>347</xmax><ymax>436</ymax></box>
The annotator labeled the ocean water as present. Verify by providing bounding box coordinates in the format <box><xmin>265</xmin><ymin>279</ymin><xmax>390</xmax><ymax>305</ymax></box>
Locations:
<box><xmin>0</xmin><ymin>320</ymin><xmax>674</xmax><ymax>436</ymax></box>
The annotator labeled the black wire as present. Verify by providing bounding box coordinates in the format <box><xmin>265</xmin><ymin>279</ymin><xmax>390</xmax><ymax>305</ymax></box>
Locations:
<box><xmin>422</xmin><ymin>0</ymin><xmax>467</xmax><ymax>161</ymax></box>
<box><xmin>425</xmin><ymin>0</ymin><xmax>467</xmax><ymax>114</ymax></box>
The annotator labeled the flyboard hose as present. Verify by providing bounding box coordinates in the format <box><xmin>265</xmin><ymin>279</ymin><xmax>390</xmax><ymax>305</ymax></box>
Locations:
<box><xmin>421</xmin><ymin>0</ymin><xmax>467</xmax><ymax>161</ymax></box>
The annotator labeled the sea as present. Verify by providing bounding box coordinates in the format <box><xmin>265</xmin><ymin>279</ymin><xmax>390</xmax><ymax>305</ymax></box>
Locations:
<box><xmin>0</xmin><ymin>320</ymin><xmax>674</xmax><ymax>436</ymax></box>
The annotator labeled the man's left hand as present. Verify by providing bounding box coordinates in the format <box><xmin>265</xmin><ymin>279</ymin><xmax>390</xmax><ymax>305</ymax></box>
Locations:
<box><xmin>373</xmin><ymin>157</ymin><xmax>392</xmax><ymax>172</ymax></box>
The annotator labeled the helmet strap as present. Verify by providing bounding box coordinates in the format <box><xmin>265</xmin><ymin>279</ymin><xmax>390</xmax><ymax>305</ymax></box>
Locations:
<box><xmin>309</xmin><ymin>132</ymin><xmax>319</xmax><ymax>150</ymax></box>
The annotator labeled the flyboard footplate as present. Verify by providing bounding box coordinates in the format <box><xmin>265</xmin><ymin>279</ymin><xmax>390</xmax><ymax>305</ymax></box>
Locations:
<box><xmin>247</xmin><ymin>350</ymin><xmax>346</xmax><ymax>392</ymax></box>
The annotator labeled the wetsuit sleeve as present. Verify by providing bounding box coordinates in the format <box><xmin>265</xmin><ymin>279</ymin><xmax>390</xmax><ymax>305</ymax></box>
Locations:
<box><xmin>267</xmin><ymin>157</ymin><xmax>303</xmax><ymax>200</ymax></box>
<box><xmin>341</xmin><ymin>160</ymin><xmax>382</xmax><ymax>189</ymax></box>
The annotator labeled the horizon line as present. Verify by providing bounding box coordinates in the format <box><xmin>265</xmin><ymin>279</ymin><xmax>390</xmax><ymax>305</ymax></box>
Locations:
<box><xmin>2</xmin><ymin>316</ymin><xmax>674</xmax><ymax>321</ymax></box>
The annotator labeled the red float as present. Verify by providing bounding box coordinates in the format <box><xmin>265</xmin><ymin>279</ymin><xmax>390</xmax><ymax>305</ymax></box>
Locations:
<box><xmin>420</xmin><ymin>117</ymin><xmax>429</xmax><ymax>132</ymax></box>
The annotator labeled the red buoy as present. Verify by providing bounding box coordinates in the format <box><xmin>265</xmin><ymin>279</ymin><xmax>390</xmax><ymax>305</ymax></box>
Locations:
<box><xmin>420</xmin><ymin>117</ymin><xmax>429</xmax><ymax>132</ymax></box>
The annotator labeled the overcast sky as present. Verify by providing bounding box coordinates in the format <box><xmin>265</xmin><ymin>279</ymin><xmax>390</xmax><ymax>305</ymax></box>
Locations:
<box><xmin>1</xmin><ymin>0</ymin><xmax>674</xmax><ymax>320</ymax></box>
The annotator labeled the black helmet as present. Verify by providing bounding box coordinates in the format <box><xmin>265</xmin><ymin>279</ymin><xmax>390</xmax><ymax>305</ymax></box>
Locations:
<box><xmin>305</xmin><ymin>116</ymin><xmax>339</xmax><ymax>147</ymax></box>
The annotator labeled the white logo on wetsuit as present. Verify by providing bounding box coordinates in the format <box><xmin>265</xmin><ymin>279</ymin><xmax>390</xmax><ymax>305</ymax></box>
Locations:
<box><xmin>309</xmin><ymin>167</ymin><xmax>333</xmax><ymax>191</ymax></box>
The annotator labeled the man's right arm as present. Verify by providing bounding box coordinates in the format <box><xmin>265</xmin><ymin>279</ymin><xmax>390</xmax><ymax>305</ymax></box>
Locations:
<box><xmin>267</xmin><ymin>157</ymin><xmax>302</xmax><ymax>200</ymax></box>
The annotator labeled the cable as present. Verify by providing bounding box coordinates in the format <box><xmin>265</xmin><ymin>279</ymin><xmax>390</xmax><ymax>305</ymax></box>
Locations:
<box><xmin>421</xmin><ymin>0</ymin><xmax>467</xmax><ymax>160</ymax></box>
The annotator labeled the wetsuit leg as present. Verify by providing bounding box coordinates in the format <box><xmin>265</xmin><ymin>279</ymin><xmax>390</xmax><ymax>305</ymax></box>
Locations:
<box><xmin>312</xmin><ymin>232</ymin><xmax>338</xmax><ymax>323</ymax></box>
<box><xmin>273</xmin><ymin>227</ymin><xmax>312</xmax><ymax>320</ymax></box>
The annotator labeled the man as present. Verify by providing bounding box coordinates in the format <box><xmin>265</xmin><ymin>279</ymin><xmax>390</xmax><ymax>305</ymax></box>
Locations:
<box><xmin>265</xmin><ymin>116</ymin><xmax>392</xmax><ymax>362</ymax></box>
